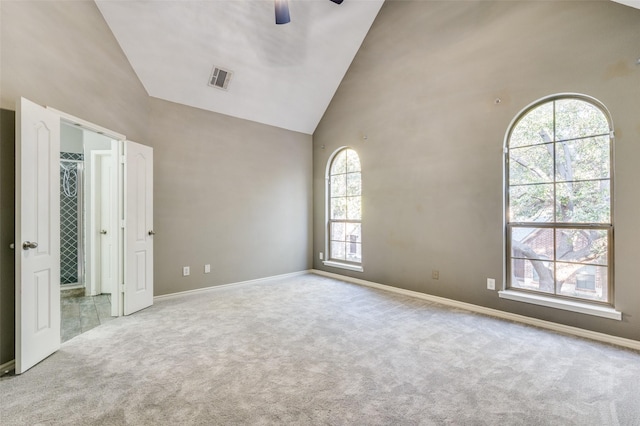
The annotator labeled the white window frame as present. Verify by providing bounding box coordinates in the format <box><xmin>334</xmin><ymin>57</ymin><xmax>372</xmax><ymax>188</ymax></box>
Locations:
<box><xmin>323</xmin><ymin>147</ymin><xmax>363</xmax><ymax>273</ymax></box>
<box><xmin>499</xmin><ymin>93</ymin><xmax>621</xmax><ymax>320</ymax></box>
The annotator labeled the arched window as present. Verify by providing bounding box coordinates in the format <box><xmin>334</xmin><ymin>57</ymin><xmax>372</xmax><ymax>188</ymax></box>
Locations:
<box><xmin>506</xmin><ymin>95</ymin><xmax>613</xmax><ymax>305</ymax></box>
<box><xmin>326</xmin><ymin>148</ymin><xmax>362</xmax><ymax>269</ymax></box>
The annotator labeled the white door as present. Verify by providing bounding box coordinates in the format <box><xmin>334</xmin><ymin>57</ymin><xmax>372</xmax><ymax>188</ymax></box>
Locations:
<box><xmin>99</xmin><ymin>152</ymin><xmax>117</xmax><ymax>296</ymax></box>
<box><xmin>123</xmin><ymin>140</ymin><xmax>153</xmax><ymax>315</ymax></box>
<box><xmin>88</xmin><ymin>149</ymin><xmax>117</xmax><ymax>297</ymax></box>
<box><xmin>15</xmin><ymin>98</ymin><xmax>61</xmax><ymax>374</ymax></box>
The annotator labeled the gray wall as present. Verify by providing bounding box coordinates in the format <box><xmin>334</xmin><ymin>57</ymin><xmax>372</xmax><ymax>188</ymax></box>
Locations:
<box><xmin>313</xmin><ymin>0</ymin><xmax>640</xmax><ymax>341</ymax></box>
<box><xmin>150</xmin><ymin>99</ymin><xmax>312</xmax><ymax>296</ymax></box>
<box><xmin>0</xmin><ymin>110</ymin><xmax>16</xmax><ymax>366</ymax></box>
<box><xmin>0</xmin><ymin>0</ymin><xmax>312</xmax><ymax>366</ymax></box>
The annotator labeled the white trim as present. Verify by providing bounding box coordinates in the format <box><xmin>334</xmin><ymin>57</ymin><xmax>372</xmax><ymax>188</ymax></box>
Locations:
<box><xmin>324</xmin><ymin>146</ymin><xmax>363</xmax><ymax>269</ymax></box>
<box><xmin>46</xmin><ymin>107</ymin><xmax>126</xmax><ymax>141</ymax></box>
<box><xmin>60</xmin><ymin>283</ymin><xmax>84</xmax><ymax>291</ymax></box>
<box><xmin>1</xmin><ymin>360</ymin><xmax>15</xmax><ymax>375</ymax></box>
<box><xmin>322</xmin><ymin>260</ymin><xmax>363</xmax><ymax>273</ymax></box>
<box><xmin>311</xmin><ymin>269</ymin><xmax>640</xmax><ymax>351</ymax></box>
<box><xmin>153</xmin><ymin>270</ymin><xmax>310</xmax><ymax>301</ymax></box>
<box><xmin>502</xmin><ymin>93</ymin><xmax>616</xmax><ymax>324</ymax></box>
<box><xmin>498</xmin><ymin>290</ymin><xmax>621</xmax><ymax>321</ymax></box>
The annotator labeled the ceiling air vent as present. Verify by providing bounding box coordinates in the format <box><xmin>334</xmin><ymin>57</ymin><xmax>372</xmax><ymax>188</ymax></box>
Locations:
<box><xmin>208</xmin><ymin>66</ymin><xmax>232</xmax><ymax>91</ymax></box>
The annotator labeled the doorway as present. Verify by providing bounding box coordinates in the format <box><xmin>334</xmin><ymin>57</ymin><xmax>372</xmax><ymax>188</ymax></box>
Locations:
<box><xmin>59</xmin><ymin>123</ymin><xmax>117</xmax><ymax>342</ymax></box>
<box><xmin>15</xmin><ymin>97</ymin><xmax>155</xmax><ymax>374</ymax></box>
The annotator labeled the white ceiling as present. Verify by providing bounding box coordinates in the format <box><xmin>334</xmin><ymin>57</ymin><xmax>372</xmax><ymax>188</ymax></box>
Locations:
<box><xmin>95</xmin><ymin>0</ymin><xmax>385</xmax><ymax>135</ymax></box>
<box><xmin>612</xmin><ymin>0</ymin><xmax>640</xmax><ymax>10</ymax></box>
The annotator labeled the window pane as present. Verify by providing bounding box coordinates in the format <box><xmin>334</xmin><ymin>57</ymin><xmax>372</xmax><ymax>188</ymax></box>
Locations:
<box><xmin>507</xmin><ymin>97</ymin><xmax>612</xmax><ymax>304</ymax></box>
<box><xmin>556</xmin><ymin>137</ymin><xmax>610</xmax><ymax>182</ymax></box>
<box><xmin>555</xmin><ymin>99</ymin><xmax>609</xmax><ymax>141</ymax></box>
<box><xmin>346</xmin><ymin>172</ymin><xmax>361</xmax><ymax>196</ymax></box>
<box><xmin>346</xmin><ymin>222</ymin><xmax>362</xmax><ymax>243</ymax></box>
<box><xmin>556</xmin><ymin>229</ymin><xmax>608</xmax><ymax>266</ymax></box>
<box><xmin>510</xmin><ymin>102</ymin><xmax>554</xmax><ymax>148</ymax></box>
<box><xmin>331</xmin><ymin>151</ymin><xmax>347</xmax><ymax>174</ymax></box>
<box><xmin>510</xmin><ymin>258</ymin><xmax>554</xmax><ymax>294</ymax></box>
<box><xmin>346</xmin><ymin>149</ymin><xmax>361</xmax><ymax>173</ymax></box>
<box><xmin>331</xmin><ymin>174</ymin><xmax>346</xmax><ymax>197</ymax></box>
<box><xmin>331</xmin><ymin>197</ymin><xmax>346</xmax><ymax>220</ymax></box>
<box><xmin>331</xmin><ymin>241</ymin><xmax>345</xmax><ymax>261</ymax></box>
<box><xmin>556</xmin><ymin>263</ymin><xmax>608</xmax><ymax>302</ymax></box>
<box><xmin>509</xmin><ymin>184</ymin><xmax>553</xmax><ymax>222</ymax></box>
<box><xmin>511</xmin><ymin>227</ymin><xmax>553</xmax><ymax>261</ymax></box>
<box><xmin>346</xmin><ymin>196</ymin><xmax>361</xmax><ymax>220</ymax></box>
<box><xmin>509</xmin><ymin>144</ymin><xmax>553</xmax><ymax>185</ymax></box>
<box><xmin>330</xmin><ymin>222</ymin><xmax>345</xmax><ymax>242</ymax></box>
<box><xmin>555</xmin><ymin>180</ymin><xmax>610</xmax><ymax>223</ymax></box>
<box><xmin>346</xmin><ymin>242</ymin><xmax>361</xmax><ymax>263</ymax></box>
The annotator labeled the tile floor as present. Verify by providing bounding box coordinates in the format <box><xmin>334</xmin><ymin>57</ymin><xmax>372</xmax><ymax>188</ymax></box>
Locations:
<box><xmin>61</xmin><ymin>294</ymin><xmax>114</xmax><ymax>343</ymax></box>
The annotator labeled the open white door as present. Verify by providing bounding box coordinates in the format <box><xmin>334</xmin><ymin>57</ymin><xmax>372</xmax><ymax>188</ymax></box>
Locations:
<box><xmin>88</xmin><ymin>149</ymin><xmax>117</xmax><ymax>298</ymax></box>
<box><xmin>123</xmin><ymin>140</ymin><xmax>153</xmax><ymax>315</ymax></box>
<box><xmin>99</xmin><ymin>151</ymin><xmax>118</xmax><ymax>298</ymax></box>
<box><xmin>15</xmin><ymin>98</ymin><xmax>61</xmax><ymax>374</ymax></box>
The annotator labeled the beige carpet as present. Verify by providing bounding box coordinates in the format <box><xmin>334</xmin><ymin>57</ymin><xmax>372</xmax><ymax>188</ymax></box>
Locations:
<box><xmin>1</xmin><ymin>273</ymin><xmax>639</xmax><ymax>425</ymax></box>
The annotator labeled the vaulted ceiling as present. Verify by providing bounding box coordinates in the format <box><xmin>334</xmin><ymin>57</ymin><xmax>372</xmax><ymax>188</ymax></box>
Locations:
<box><xmin>96</xmin><ymin>0</ymin><xmax>385</xmax><ymax>135</ymax></box>
<box><xmin>95</xmin><ymin>0</ymin><xmax>636</xmax><ymax>135</ymax></box>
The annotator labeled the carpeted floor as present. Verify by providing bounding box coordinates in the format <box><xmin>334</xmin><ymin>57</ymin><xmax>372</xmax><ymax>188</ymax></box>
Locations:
<box><xmin>1</xmin><ymin>273</ymin><xmax>639</xmax><ymax>425</ymax></box>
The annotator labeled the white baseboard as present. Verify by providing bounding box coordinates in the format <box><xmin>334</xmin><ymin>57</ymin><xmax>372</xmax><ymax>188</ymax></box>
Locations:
<box><xmin>154</xmin><ymin>270</ymin><xmax>311</xmax><ymax>301</ymax></box>
<box><xmin>311</xmin><ymin>269</ymin><xmax>640</xmax><ymax>352</ymax></box>
<box><xmin>1</xmin><ymin>359</ymin><xmax>15</xmax><ymax>375</ymax></box>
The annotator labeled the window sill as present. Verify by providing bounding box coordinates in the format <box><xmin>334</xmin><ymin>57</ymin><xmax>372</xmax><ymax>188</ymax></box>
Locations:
<box><xmin>322</xmin><ymin>261</ymin><xmax>363</xmax><ymax>273</ymax></box>
<box><xmin>498</xmin><ymin>290</ymin><xmax>621</xmax><ymax>321</ymax></box>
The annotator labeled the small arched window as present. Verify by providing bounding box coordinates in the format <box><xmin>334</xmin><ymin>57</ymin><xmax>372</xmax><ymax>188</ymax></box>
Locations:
<box><xmin>506</xmin><ymin>95</ymin><xmax>613</xmax><ymax>305</ymax></box>
<box><xmin>326</xmin><ymin>148</ymin><xmax>362</xmax><ymax>268</ymax></box>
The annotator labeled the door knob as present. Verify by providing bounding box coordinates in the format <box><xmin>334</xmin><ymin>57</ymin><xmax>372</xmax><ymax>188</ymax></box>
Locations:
<box><xmin>148</xmin><ymin>230</ymin><xmax>155</xmax><ymax>236</ymax></box>
<box><xmin>22</xmin><ymin>241</ymin><xmax>38</xmax><ymax>250</ymax></box>
<box><xmin>100</xmin><ymin>230</ymin><xmax>107</xmax><ymax>235</ymax></box>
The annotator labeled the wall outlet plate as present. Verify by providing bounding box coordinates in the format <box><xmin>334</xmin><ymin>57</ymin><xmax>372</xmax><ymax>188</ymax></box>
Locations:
<box><xmin>487</xmin><ymin>278</ymin><xmax>496</xmax><ymax>290</ymax></box>
<box><xmin>183</xmin><ymin>266</ymin><xmax>190</xmax><ymax>276</ymax></box>
<box><xmin>204</xmin><ymin>264</ymin><xmax>211</xmax><ymax>274</ymax></box>
<box><xmin>432</xmin><ymin>270</ymin><xmax>439</xmax><ymax>280</ymax></box>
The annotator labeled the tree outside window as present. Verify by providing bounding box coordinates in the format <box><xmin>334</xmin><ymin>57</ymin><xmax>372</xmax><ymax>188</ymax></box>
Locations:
<box><xmin>328</xmin><ymin>148</ymin><xmax>362</xmax><ymax>264</ymax></box>
<box><xmin>507</xmin><ymin>96</ymin><xmax>613</xmax><ymax>304</ymax></box>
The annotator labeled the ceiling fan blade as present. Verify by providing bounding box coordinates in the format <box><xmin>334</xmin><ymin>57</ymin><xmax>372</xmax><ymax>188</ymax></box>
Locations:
<box><xmin>329</xmin><ymin>0</ymin><xmax>344</xmax><ymax>4</ymax></box>
<box><xmin>275</xmin><ymin>0</ymin><xmax>291</xmax><ymax>25</ymax></box>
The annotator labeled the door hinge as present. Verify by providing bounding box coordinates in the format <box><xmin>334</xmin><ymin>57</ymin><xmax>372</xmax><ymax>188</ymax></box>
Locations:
<box><xmin>121</xmin><ymin>220</ymin><xmax>125</xmax><ymax>228</ymax></box>
<box><xmin>121</xmin><ymin>283</ymin><xmax>126</xmax><ymax>293</ymax></box>
<box><xmin>120</xmin><ymin>155</ymin><xmax>125</xmax><ymax>164</ymax></box>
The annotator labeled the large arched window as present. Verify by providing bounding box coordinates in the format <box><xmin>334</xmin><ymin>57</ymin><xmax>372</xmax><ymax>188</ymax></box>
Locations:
<box><xmin>506</xmin><ymin>95</ymin><xmax>613</xmax><ymax>305</ymax></box>
<box><xmin>326</xmin><ymin>148</ymin><xmax>362</xmax><ymax>269</ymax></box>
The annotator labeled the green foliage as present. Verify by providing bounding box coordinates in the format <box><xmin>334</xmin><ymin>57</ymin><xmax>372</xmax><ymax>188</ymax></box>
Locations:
<box><xmin>507</xmin><ymin>98</ymin><xmax>611</xmax><ymax>302</ymax></box>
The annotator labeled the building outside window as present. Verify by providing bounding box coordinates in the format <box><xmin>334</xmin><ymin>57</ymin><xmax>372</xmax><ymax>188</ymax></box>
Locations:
<box><xmin>327</xmin><ymin>148</ymin><xmax>362</xmax><ymax>266</ymax></box>
<box><xmin>506</xmin><ymin>95</ymin><xmax>613</xmax><ymax>305</ymax></box>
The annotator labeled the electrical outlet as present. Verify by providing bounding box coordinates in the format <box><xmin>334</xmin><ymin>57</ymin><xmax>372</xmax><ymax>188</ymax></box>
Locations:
<box><xmin>183</xmin><ymin>266</ymin><xmax>190</xmax><ymax>277</ymax></box>
<box><xmin>319</xmin><ymin>252</ymin><xmax>324</xmax><ymax>260</ymax></box>
<box><xmin>204</xmin><ymin>264</ymin><xmax>211</xmax><ymax>274</ymax></box>
<box><xmin>487</xmin><ymin>278</ymin><xmax>496</xmax><ymax>290</ymax></box>
<box><xmin>432</xmin><ymin>270</ymin><xmax>439</xmax><ymax>280</ymax></box>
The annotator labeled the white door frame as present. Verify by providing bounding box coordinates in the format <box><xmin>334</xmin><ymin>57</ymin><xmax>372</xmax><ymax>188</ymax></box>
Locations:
<box><xmin>48</xmin><ymin>107</ymin><xmax>126</xmax><ymax>317</ymax></box>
